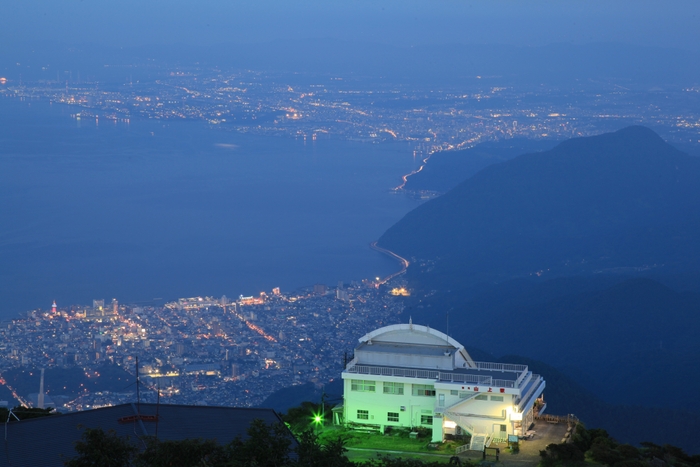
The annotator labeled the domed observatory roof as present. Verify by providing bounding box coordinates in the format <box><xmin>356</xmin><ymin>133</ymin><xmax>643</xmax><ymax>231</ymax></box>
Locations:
<box><xmin>355</xmin><ymin>322</ymin><xmax>476</xmax><ymax>371</ymax></box>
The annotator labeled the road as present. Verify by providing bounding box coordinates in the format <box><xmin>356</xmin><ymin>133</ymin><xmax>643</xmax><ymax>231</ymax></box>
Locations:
<box><xmin>370</xmin><ymin>242</ymin><xmax>410</xmax><ymax>285</ymax></box>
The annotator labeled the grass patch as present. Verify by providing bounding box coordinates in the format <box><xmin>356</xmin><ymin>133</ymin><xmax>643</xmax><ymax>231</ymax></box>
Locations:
<box><xmin>317</xmin><ymin>426</ymin><xmax>464</xmax><ymax>455</ymax></box>
<box><xmin>346</xmin><ymin>449</ymin><xmax>454</xmax><ymax>464</ymax></box>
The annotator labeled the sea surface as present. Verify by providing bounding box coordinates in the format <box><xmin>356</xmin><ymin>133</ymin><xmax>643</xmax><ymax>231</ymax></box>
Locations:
<box><xmin>0</xmin><ymin>97</ymin><xmax>421</xmax><ymax>319</ymax></box>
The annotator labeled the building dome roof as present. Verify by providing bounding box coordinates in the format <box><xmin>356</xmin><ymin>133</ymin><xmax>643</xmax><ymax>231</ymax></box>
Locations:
<box><xmin>357</xmin><ymin>322</ymin><xmax>476</xmax><ymax>368</ymax></box>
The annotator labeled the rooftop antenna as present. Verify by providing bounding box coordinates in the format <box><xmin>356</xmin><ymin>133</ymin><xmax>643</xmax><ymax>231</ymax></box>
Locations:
<box><xmin>446</xmin><ymin>309</ymin><xmax>453</xmax><ymax>344</ymax></box>
<box><xmin>444</xmin><ymin>311</ymin><xmax>453</xmax><ymax>357</ymax></box>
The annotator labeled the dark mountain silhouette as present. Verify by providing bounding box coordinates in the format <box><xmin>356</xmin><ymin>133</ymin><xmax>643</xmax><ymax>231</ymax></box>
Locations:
<box><xmin>473</xmin><ymin>278</ymin><xmax>699</xmax><ymax>366</ymax></box>
<box><xmin>380</xmin><ymin>126</ymin><xmax>700</xmax><ymax>290</ymax></box>
<box><xmin>495</xmin><ymin>355</ymin><xmax>700</xmax><ymax>454</ymax></box>
<box><xmin>259</xmin><ymin>379</ymin><xmax>343</xmax><ymax>414</ymax></box>
<box><xmin>378</xmin><ymin>127</ymin><xmax>700</xmax><ymax>450</ymax></box>
<box><xmin>410</xmin><ymin>277</ymin><xmax>700</xmax><ymax>412</ymax></box>
<box><xmin>404</xmin><ymin>138</ymin><xmax>559</xmax><ymax>193</ymax></box>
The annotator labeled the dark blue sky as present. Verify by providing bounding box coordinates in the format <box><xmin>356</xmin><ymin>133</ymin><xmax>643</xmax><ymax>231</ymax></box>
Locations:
<box><xmin>2</xmin><ymin>0</ymin><xmax>699</xmax><ymax>50</ymax></box>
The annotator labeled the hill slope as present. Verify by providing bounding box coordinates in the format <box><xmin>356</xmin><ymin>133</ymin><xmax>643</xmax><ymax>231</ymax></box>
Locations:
<box><xmin>380</xmin><ymin>126</ymin><xmax>700</xmax><ymax>289</ymax></box>
<box><xmin>404</xmin><ymin>138</ymin><xmax>558</xmax><ymax>193</ymax></box>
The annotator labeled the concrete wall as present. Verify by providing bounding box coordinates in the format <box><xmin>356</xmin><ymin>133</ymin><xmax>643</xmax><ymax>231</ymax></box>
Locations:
<box><xmin>343</xmin><ymin>377</ymin><xmax>436</xmax><ymax>433</ymax></box>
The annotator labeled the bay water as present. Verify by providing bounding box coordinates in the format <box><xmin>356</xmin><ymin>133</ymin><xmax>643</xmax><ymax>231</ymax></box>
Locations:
<box><xmin>0</xmin><ymin>97</ymin><xmax>421</xmax><ymax>319</ymax></box>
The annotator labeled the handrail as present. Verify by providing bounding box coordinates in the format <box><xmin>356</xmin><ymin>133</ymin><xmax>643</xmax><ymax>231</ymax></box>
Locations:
<box><xmin>344</xmin><ymin>356</ymin><xmax>358</xmax><ymax>370</ymax></box>
<box><xmin>516</xmin><ymin>375</ymin><xmax>542</xmax><ymax>410</ymax></box>
<box><xmin>455</xmin><ymin>444</ymin><xmax>471</xmax><ymax>455</ymax></box>
<box><xmin>474</xmin><ymin>362</ymin><xmax>528</xmax><ymax>373</ymax></box>
<box><xmin>345</xmin><ymin>362</ymin><xmax>518</xmax><ymax>388</ymax></box>
<box><xmin>444</xmin><ymin>410</ymin><xmax>507</xmax><ymax>422</ymax></box>
<box><xmin>440</xmin><ymin>391</ymin><xmax>480</xmax><ymax>412</ymax></box>
<box><xmin>443</xmin><ymin>411</ymin><xmax>476</xmax><ymax>433</ymax></box>
<box><xmin>514</xmin><ymin>369</ymin><xmax>530</xmax><ymax>388</ymax></box>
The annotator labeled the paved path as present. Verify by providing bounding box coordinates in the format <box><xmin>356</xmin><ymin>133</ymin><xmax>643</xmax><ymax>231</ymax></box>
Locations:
<box><xmin>345</xmin><ymin>420</ymin><xmax>571</xmax><ymax>465</ymax></box>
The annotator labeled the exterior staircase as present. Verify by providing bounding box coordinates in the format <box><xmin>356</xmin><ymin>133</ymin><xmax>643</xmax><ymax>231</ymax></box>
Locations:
<box><xmin>443</xmin><ymin>396</ymin><xmax>497</xmax><ymax>453</ymax></box>
<box><xmin>469</xmin><ymin>433</ymin><xmax>488</xmax><ymax>451</ymax></box>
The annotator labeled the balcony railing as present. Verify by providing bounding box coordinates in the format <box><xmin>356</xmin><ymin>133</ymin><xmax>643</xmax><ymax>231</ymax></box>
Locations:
<box><xmin>473</xmin><ymin>362</ymin><xmax>528</xmax><ymax>373</ymax></box>
<box><xmin>516</xmin><ymin>374</ymin><xmax>543</xmax><ymax>408</ymax></box>
<box><xmin>344</xmin><ymin>362</ymin><xmax>527</xmax><ymax>389</ymax></box>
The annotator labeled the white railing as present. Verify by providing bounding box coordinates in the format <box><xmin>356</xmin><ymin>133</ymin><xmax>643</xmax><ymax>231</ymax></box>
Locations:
<box><xmin>474</xmin><ymin>362</ymin><xmax>528</xmax><ymax>373</ymax></box>
<box><xmin>455</xmin><ymin>444</ymin><xmax>471</xmax><ymax>455</ymax></box>
<box><xmin>443</xmin><ymin>411</ymin><xmax>476</xmax><ymax>434</ymax></box>
<box><xmin>344</xmin><ymin>356</ymin><xmax>358</xmax><ymax>370</ymax></box>
<box><xmin>514</xmin><ymin>369</ymin><xmax>530</xmax><ymax>389</ymax></box>
<box><xmin>516</xmin><ymin>374</ymin><xmax>542</xmax><ymax>409</ymax></box>
<box><xmin>345</xmin><ymin>363</ymin><xmax>520</xmax><ymax>388</ymax></box>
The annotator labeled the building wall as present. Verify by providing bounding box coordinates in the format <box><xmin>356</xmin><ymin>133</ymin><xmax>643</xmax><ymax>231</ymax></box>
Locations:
<box><xmin>343</xmin><ymin>377</ymin><xmax>437</xmax><ymax>433</ymax></box>
<box><xmin>342</xmin><ymin>325</ymin><xmax>546</xmax><ymax>444</ymax></box>
<box><xmin>344</xmin><ymin>375</ymin><xmax>544</xmax><ymax>441</ymax></box>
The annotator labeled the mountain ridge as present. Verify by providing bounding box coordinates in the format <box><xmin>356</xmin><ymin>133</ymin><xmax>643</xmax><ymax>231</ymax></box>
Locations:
<box><xmin>379</xmin><ymin>126</ymin><xmax>700</xmax><ymax>287</ymax></box>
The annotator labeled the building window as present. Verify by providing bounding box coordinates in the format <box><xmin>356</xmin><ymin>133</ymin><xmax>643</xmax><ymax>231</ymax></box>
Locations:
<box><xmin>412</xmin><ymin>384</ymin><xmax>436</xmax><ymax>396</ymax></box>
<box><xmin>450</xmin><ymin>390</ymin><xmax>458</xmax><ymax>396</ymax></box>
<box><xmin>459</xmin><ymin>391</ymin><xmax>470</xmax><ymax>399</ymax></box>
<box><xmin>357</xmin><ymin>410</ymin><xmax>369</xmax><ymax>420</ymax></box>
<box><xmin>475</xmin><ymin>395</ymin><xmax>488</xmax><ymax>401</ymax></box>
<box><xmin>490</xmin><ymin>395</ymin><xmax>504</xmax><ymax>402</ymax></box>
<box><xmin>438</xmin><ymin>394</ymin><xmax>445</xmax><ymax>407</ymax></box>
<box><xmin>383</xmin><ymin>382</ymin><xmax>404</xmax><ymax>395</ymax></box>
<box><xmin>421</xmin><ymin>415</ymin><xmax>433</xmax><ymax>425</ymax></box>
<box><xmin>387</xmin><ymin>412</ymin><xmax>399</xmax><ymax>422</ymax></box>
<box><xmin>351</xmin><ymin>380</ymin><xmax>376</xmax><ymax>392</ymax></box>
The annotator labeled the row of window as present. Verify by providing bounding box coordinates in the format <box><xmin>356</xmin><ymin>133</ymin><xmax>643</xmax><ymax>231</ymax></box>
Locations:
<box><xmin>476</xmin><ymin>395</ymin><xmax>504</xmax><ymax>402</ymax></box>
<box><xmin>357</xmin><ymin>409</ymin><xmax>432</xmax><ymax>425</ymax></box>
<box><xmin>350</xmin><ymin>380</ymin><xmax>435</xmax><ymax>396</ymax></box>
<box><xmin>350</xmin><ymin>380</ymin><xmax>376</xmax><ymax>392</ymax></box>
<box><xmin>351</xmin><ymin>381</ymin><xmax>503</xmax><ymax>401</ymax></box>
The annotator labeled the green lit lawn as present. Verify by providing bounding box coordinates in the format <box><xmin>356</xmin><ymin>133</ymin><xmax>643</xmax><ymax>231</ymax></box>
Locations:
<box><xmin>345</xmin><ymin>449</ymin><xmax>454</xmax><ymax>464</ymax></box>
<box><xmin>317</xmin><ymin>426</ymin><xmax>464</xmax><ymax>462</ymax></box>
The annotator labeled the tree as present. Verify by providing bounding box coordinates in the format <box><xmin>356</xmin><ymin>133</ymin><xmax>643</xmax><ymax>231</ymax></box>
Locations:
<box><xmin>293</xmin><ymin>430</ymin><xmax>352</xmax><ymax>467</ymax></box>
<box><xmin>138</xmin><ymin>438</ymin><xmax>225</xmax><ymax>467</ymax></box>
<box><xmin>282</xmin><ymin>401</ymin><xmax>329</xmax><ymax>435</ymax></box>
<box><xmin>225</xmin><ymin>419</ymin><xmax>294</xmax><ymax>467</ymax></box>
<box><xmin>64</xmin><ymin>427</ymin><xmax>137</xmax><ymax>467</ymax></box>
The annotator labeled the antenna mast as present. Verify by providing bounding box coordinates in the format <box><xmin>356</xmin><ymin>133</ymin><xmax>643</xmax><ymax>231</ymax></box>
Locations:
<box><xmin>135</xmin><ymin>356</ymin><xmax>141</xmax><ymax>414</ymax></box>
<box><xmin>155</xmin><ymin>379</ymin><xmax>161</xmax><ymax>440</ymax></box>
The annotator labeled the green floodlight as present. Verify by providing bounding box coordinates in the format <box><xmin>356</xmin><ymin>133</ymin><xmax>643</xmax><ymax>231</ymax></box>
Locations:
<box><xmin>314</xmin><ymin>415</ymin><xmax>322</xmax><ymax>423</ymax></box>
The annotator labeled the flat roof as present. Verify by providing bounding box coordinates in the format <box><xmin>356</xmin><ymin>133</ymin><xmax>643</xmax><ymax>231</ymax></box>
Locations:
<box><xmin>356</xmin><ymin>341</ymin><xmax>454</xmax><ymax>357</ymax></box>
<box><xmin>346</xmin><ymin>362</ymin><xmax>521</xmax><ymax>382</ymax></box>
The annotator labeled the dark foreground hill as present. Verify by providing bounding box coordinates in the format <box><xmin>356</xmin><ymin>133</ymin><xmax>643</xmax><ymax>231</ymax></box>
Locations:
<box><xmin>380</xmin><ymin>126</ymin><xmax>700</xmax><ymax>290</ymax></box>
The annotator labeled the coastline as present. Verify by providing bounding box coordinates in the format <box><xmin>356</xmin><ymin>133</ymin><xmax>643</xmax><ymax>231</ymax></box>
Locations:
<box><xmin>369</xmin><ymin>241</ymin><xmax>410</xmax><ymax>285</ymax></box>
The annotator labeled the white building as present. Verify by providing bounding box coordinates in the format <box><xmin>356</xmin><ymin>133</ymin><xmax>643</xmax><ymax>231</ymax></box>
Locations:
<box><xmin>340</xmin><ymin>323</ymin><xmax>546</xmax><ymax>445</ymax></box>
